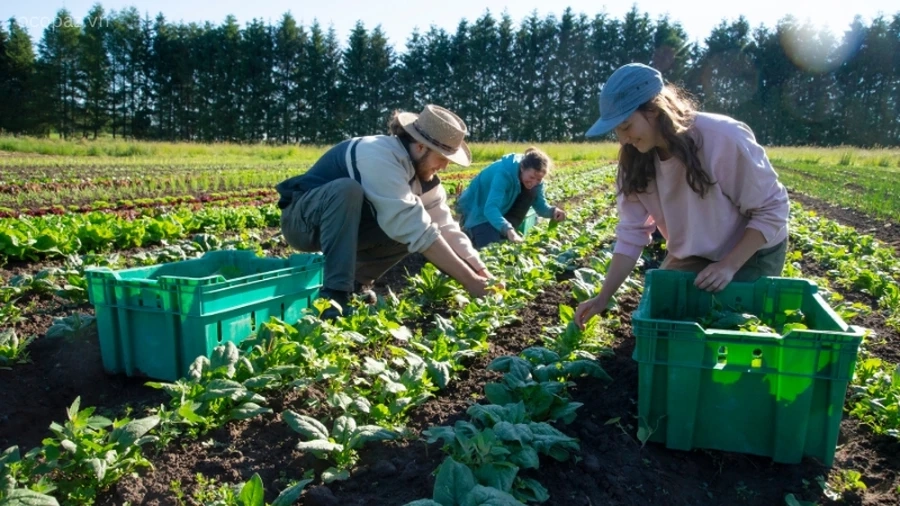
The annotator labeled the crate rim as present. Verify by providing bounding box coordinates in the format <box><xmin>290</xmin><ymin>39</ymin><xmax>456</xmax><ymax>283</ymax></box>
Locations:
<box><xmin>632</xmin><ymin>313</ymin><xmax>867</xmax><ymax>343</ymax></box>
<box><xmin>637</xmin><ymin>270</ymin><xmax>862</xmax><ymax>338</ymax></box>
<box><xmin>85</xmin><ymin>251</ymin><xmax>324</xmax><ymax>285</ymax></box>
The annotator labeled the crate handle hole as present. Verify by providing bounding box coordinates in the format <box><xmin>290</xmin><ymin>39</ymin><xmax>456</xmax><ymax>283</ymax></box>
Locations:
<box><xmin>156</xmin><ymin>294</ymin><xmax>162</xmax><ymax>308</ymax></box>
<box><xmin>217</xmin><ymin>321</ymin><xmax>223</xmax><ymax>343</ymax></box>
<box><xmin>280</xmin><ymin>303</ymin><xmax>285</xmax><ymax>319</ymax></box>
<box><xmin>138</xmin><ymin>297</ymin><xmax>143</xmax><ymax>306</ymax></box>
<box><xmin>717</xmin><ymin>346</ymin><xmax>728</xmax><ymax>365</ymax></box>
<box><xmin>250</xmin><ymin>311</ymin><xmax>257</xmax><ymax>332</ymax></box>
<box><xmin>751</xmin><ymin>348</ymin><xmax>763</xmax><ymax>368</ymax></box>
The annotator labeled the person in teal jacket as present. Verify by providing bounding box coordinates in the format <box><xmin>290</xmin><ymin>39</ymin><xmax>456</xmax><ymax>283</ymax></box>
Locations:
<box><xmin>457</xmin><ymin>147</ymin><xmax>566</xmax><ymax>248</ymax></box>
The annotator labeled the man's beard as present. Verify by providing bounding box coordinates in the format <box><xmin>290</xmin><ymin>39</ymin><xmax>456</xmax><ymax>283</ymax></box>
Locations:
<box><xmin>413</xmin><ymin>156</ymin><xmax>435</xmax><ymax>182</ymax></box>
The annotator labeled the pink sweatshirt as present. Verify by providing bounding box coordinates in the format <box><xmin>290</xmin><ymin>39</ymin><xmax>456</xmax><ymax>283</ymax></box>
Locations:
<box><xmin>614</xmin><ymin>112</ymin><xmax>790</xmax><ymax>261</ymax></box>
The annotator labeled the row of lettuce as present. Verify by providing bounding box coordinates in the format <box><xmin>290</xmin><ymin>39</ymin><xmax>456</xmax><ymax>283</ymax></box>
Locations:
<box><xmin>0</xmin><ymin>165</ymin><xmax>603</xmax><ymax>262</ymax></box>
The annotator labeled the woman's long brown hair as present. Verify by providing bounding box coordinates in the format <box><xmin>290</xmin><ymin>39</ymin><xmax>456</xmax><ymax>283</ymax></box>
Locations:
<box><xmin>617</xmin><ymin>84</ymin><xmax>714</xmax><ymax>197</ymax></box>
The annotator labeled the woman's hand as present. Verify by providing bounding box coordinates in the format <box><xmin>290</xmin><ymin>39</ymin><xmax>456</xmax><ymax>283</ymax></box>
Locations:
<box><xmin>695</xmin><ymin>262</ymin><xmax>738</xmax><ymax>292</ymax></box>
<box><xmin>506</xmin><ymin>228</ymin><xmax>524</xmax><ymax>243</ymax></box>
<box><xmin>552</xmin><ymin>207</ymin><xmax>567</xmax><ymax>221</ymax></box>
<box><xmin>574</xmin><ymin>295</ymin><xmax>608</xmax><ymax>330</ymax></box>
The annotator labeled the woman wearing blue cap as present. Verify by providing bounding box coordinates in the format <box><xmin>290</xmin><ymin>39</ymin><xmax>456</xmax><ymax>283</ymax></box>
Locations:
<box><xmin>575</xmin><ymin>63</ymin><xmax>790</xmax><ymax>329</ymax></box>
<box><xmin>457</xmin><ymin>147</ymin><xmax>567</xmax><ymax>249</ymax></box>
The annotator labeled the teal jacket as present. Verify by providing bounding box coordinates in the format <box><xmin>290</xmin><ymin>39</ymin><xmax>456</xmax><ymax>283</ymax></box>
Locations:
<box><xmin>457</xmin><ymin>153</ymin><xmax>555</xmax><ymax>234</ymax></box>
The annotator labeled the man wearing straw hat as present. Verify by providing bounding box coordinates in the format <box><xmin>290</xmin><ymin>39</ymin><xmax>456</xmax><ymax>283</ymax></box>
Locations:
<box><xmin>276</xmin><ymin>104</ymin><xmax>496</xmax><ymax>319</ymax></box>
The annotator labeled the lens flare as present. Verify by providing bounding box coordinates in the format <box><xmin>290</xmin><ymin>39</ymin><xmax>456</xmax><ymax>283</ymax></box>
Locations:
<box><xmin>780</xmin><ymin>21</ymin><xmax>863</xmax><ymax>73</ymax></box>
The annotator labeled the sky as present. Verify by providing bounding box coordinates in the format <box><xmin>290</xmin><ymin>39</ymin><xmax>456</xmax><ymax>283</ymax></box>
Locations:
<box><xmin>4</xmin><ymin>0</ymin><xmax>898</xmax><ymax>50</ymax></box>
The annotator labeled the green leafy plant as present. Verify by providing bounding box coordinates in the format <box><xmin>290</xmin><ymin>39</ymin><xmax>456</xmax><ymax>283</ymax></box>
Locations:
<box><xmin>44</xmin><ymin>313</ymin><xmax>96</xmax><ymax>340</ymax></box>
<box><xmin>148</xmin><ymin>343</ymin><xmax>273</xmax><ymax>439</ymax></box>
<box><xmin>424</xmin><ymin>412</ymin><xmax>577</xmax><ymax>500</ymax></box>
<box><xmin>171</xmin><ymin>472</ymin><xmax>312</xmax><ymax>506</ymax></box>
<box><xmin>408</xmin><ymin>263</ymin><xmax>467</xmax><ymax>305</ymax></box>
<box><xmin>542</xmin><ymin>306</ymin><xmax>614</xmax><ymax>358</ymax></box>
<box><xmin>831</xmin><ymin>469</ymin><xmax>867</xmax><ymax>495</ymax></box>
<box><xmin>404</xmin><ymin>457</ymin><xmax>527</xmax><ymax>506</ymax></box>
<box><xmin>693</xmin><ymin>298</ymin><xmax>808</xmax><ymax>334</ymax></box>
<box><xmin>0</xmin><ymin>329</ymin><xmax>35</xmax><ymax>366</ymax></box>
<box><xmin>282</xmin><ymin>411</ymin><xmax>397</xmax><ymax>482</ymax></box>
<box><xmin>484</xmin><ymin>354</ymin><xmax>605</xmax><ymax>424</ymax></box>
<box><xmin>848</xmin><ymin>358</ymin><xmax>900</xmax><ymax>437</ymax></box>
<box><xmin>0</xmin><ymin>446</ymin><xmax>58</xmax><ymax>504</ymax></box>
<box><xmin>28</xmin><ymin>397</ymin><xmax>160</xmax><ymax>504</ymax></box>
<box><xmin>0</xmin><ymin>287</ymin><xmax>23</xmax><ymax>326</ymax></box>
<box><xmin>357</xmin><ymin>356</ymin><xmax>435</xmax><ymax>426</ymax></box>
<box><xmin>569</xmin><ymin>267</ymin><xmax>605</xmax><ymax>303</ymax></box>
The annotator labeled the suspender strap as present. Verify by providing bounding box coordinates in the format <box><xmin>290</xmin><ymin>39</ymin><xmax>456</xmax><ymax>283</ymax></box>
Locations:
<box><xmin>349</xmin><ymin>138</ymin><xmax>362</xmax><ymax>183</ymax></box>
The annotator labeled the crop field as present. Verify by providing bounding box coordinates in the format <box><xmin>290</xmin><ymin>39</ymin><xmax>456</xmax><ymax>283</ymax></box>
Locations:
<box><xmin>0</xmin><ymin>138</ymin><xmax>899</xmax><ymax>506</ymax></box>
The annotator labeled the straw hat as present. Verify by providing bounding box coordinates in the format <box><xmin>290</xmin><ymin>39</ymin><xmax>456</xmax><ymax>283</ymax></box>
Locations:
<box><xmin>397</xmin><ymin>105</ymin><xmax>472</xmax><ymax>166</ymax></box>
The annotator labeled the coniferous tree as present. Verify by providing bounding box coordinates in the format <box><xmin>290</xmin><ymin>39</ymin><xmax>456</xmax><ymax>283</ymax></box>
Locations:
<box><xmin>78</xmin><ymin>4</ymin><xmax>112</xmax><ymax>138</ymax></box>
<box><xmin>421</xmin><ymin>26</ymin><xmax>454</xmax><ymax>108</ymax></box>
<box><xmin>364</xmin><ymin>26</ymin><xmax>396</xmax><ymax>133</ymax></box>
<box><xmin>651</xmin><ymin>15</ymin><xmax>692</xmax><ymax>82</ymax></box>
<box><xmin>241</xmin><ymin>18</ymin><xmax>275</xmax><ymax>142</ymax></box>
<box><xmin>493</xmin><ymin>13</ymin><xmax>517</xmax><ymax>140</ymax></box>
<box><xmin>215</xmin><ymin>16</ymin><xmax>242</xmax><ymax>141</ymax></box>
<box><xmin>340</xmin><ymin>22</ymin><xmax>369</xmax><ymax>137</ymax></box>
<box><xmin>36</xmin><ymin>9</ymin><xmax>81</xmax><ymax>138</ymax></box>
<box><xmin>305</xmin><ymin>23</ymin><xmax>343</xmax><ymax>142</ymax></box>
<box><xmin>447</xmin><ymin>20</ymin><xmax>474</xmax><ymax>123</ymax></box>
<box><xmin>618</xmin><ymin>7</ymin><xmax>655</xmax><ymax>65</ymax></box>
<box><xmin>107</xmin><ymin>8</ymin><xmax>146</xmax><ymax>138</ymax></box>
<box><xmin>0</xmin><ymin>22</ymin><xmax>11</xmax><ymax>133</ymax></box>
<box><xmin>0</xmin><ymin>19</ymin><xmax>37</xmax><ymax>134</ymax></box>
<box><xmin>513</xmin><ymin>13</ymin><xmax>557</xmax><ymax>141</ymax></box>
<box><xmin>273</xmin><ymin>13</ymin><xmax>307</xmax><ymax>143</ymax></box>
<box><xmin>397</xmin><ymin>29</ymin><xmax>429</xmax><ymax>110</ymax></box>
<box><xmin>549</xmin><ymin>9</ymin><xmax>591</xmax><ymax>140</ymax></box>
<box><xmin>749</xmin><ymin>23</ymin><xmax>794</xmax><ymax>144</ymax></box>
<box><xmin>466</xmin><ymin>11</ymin><xmax>500</xmax><ymax>140</ymax></box>
<box><xmin>696</xmin><ymin>17</ymin><xmax>755</xmax><ymax>115</ymax></box>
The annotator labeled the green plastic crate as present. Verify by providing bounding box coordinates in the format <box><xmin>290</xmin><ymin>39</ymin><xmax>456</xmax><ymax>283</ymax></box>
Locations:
<box><xmin>632</xmin><ymin>270</ymin><xmax>865</xmax><ymax>466</ymax></box>
<box><xmin>86</xmin><ymin>250</ymin><xmax>324</xmax><ymax>381</ymax></box>
<box><xmin>517</xmin><ymin>209</ymin><xmax>538</xmax><ymax>235</ymax></box>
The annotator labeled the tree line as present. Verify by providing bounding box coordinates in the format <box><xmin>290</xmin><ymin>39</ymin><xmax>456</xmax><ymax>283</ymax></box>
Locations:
<box><xmin>0</xmin><ymin>5</ymin><xmax>898</xmax><ymax>146</ymax></box>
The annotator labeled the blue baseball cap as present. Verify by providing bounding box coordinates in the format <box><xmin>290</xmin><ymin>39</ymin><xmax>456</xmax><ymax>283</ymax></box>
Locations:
<box><xmin>585</xmin><ymin>63</ymin><xmax>664</xmax><ymax>138</ymax></box>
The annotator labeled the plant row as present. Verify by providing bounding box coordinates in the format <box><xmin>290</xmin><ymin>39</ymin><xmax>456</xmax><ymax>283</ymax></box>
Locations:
<box><xmin>0</xmin><ymin>189</ymin><xmax>278</xmax><ymax>219</ymax></box>
<box><xmin>784</xmin><ymin>207</ymin><xmax>900</xmax><ymax>440</ymax></box>
<box><xmin>0</xmin><ymin>164</ymin><xmax>606</xmax><ymax>263</ymax></box>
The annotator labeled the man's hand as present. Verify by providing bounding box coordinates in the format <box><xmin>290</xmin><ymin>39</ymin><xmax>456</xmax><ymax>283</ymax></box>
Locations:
<box><xmin>477</xmin><ymin>268</ymin><xmax>506</xmax><ymax>290</ymax></box>
<box><xmin>552</xmin><ymin>207</ymin><xmax>567</xmax><ymax>221</ymax></box>
<box><xmin>694</xmin><ymin>261</ymin><xmax>738</xmax><ymax>292</ymax></box>
<box><xmin>506</xmin><ymin>228</ymin><xmax>524</xmax><ymax>243</ymax></box>
<box><xmin>463</xmin><ymin>276</ymin><xmax>490</xmax><ymax>297</ymax></box>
